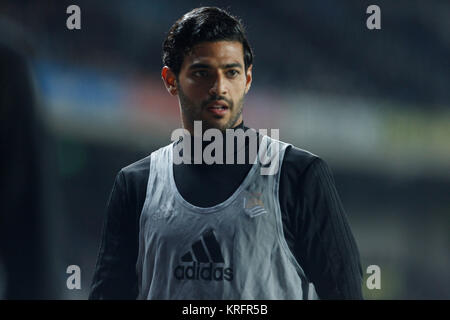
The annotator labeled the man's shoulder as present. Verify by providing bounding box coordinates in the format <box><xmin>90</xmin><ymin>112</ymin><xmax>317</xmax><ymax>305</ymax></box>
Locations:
<box><xmin>121</xmin><ymin>155</ymin><xmax>151</xmax><ymax>174</ymax></box>
<box><xmin>281</xmin><ymin>142</ymin><xmax>339</xmax><ymax>189</ymax></box>
<box><xmin>283</xmin><ymin>144</ymin><xmax>319</xmax><ymax>166</ymax></box>
<box><xmin>112</xmin><ymin>154</ymin><xmax>153</xmax><ymax>203</ymax></box>
<box><xmin>118</xmin><ymin>141</ymin><xmax>174</xmax><ymax>181</ymax></box>
<box><xmin>281</xmin><ymin>144</ymin><xmax>324</xmax><ymax>178</ymax></box>
<box><xmin>118</xmin><ymin>155</ymin><xmax>152</xmax><ymax>187</ymax></box>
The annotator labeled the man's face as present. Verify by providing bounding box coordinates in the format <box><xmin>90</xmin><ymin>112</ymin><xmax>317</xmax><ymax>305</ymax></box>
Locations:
<box><xmin>163</xmin><ymin>41</ymin><xmax>252</xmax><ymax>133</ymax></box>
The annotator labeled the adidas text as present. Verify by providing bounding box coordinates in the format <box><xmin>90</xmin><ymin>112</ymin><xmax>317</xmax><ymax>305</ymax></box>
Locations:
<box><xmin>174</xmin><ymin>262</ymin><xmax>233</xmax><ymax>282</ymax></box>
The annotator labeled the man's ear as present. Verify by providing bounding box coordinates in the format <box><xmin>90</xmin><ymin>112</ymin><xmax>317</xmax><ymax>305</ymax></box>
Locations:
<box><xmin>161</xmin><ymin>66</ymin><xmax>178</xmax><ymax>96</ymax></box>
<box><xmin>244</xmin><ymin>64</ymin><xmax>253</xmax><ymax>94</ymax></box>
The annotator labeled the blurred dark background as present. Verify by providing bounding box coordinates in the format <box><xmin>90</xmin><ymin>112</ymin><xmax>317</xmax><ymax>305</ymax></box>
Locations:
<box><xmin>0</xmin><ymin>0</ymin><xmax>448</xmax><ymax>299</ymax></box>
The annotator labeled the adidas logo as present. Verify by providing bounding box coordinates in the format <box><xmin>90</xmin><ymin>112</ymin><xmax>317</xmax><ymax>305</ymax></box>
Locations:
<box><xmin>174</xmin><ymin>229</ymin><xmax>233</xmax><ymax>282</ymax></box>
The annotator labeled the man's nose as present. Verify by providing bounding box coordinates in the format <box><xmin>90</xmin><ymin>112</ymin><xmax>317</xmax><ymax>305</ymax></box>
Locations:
<box><xmin>209</xmin><ymin>73</ymin><xmax>227</xmax><ymax>96</ymax></box>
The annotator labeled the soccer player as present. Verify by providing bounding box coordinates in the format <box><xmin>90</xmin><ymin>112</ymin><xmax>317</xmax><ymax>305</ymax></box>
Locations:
<box><xmin>89</xmin><ymin>7</ymin><xmax>363</xmax><ymax>300</ymax></box>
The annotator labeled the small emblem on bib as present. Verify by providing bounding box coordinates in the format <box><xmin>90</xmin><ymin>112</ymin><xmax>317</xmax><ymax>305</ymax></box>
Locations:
<box><xmin>243</xmin><ymin>191</ymin><xmax>267</xmax><ymax>218</ymax></box>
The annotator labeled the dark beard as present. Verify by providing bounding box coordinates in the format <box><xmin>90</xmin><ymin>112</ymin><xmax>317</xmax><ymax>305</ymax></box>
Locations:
<box><xmin>222</xmin><ymin>97</ymin><xmax>243</xmax><ymax>130</ymax></box>
<box><xmin>177</xmin><ymin>84</ymin><xmax>244</xmax><ymax>132</ymax></box>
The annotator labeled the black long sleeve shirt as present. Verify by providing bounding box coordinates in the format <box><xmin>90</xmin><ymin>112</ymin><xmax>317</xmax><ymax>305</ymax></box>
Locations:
<box><xmin>89</xmin><ymin>122</ymin><xmax>363</xmax><ymax>299</ymax></box>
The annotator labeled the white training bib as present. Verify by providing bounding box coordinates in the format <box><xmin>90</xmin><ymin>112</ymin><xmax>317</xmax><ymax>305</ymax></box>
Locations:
<box><xmin>136</xmin><ymin>134</ymin><xmax>316</xmax><ymax>299</ymax></box>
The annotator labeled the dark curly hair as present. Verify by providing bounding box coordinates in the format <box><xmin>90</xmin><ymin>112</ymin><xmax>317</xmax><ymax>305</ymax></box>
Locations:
<box><xmin>162</xmin><ymin>7</ymin><xmax>254</xmax><ymax>76</ymax></box>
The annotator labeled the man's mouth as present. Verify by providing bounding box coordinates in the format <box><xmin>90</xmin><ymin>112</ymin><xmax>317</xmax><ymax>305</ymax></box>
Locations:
<box><xmin>208</xmin><ymin>105</ymin><xmax>228</xmax><ymax>110</ymax></box>
<box><xmin>206</xmin><ymin>101</ymin><xmax>229</xmax><ymax>115</ymax></box>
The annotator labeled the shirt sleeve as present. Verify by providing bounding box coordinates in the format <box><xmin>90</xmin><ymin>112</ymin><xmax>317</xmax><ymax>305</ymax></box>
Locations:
<box><xmin>88</xmin><ymin>170</ymin><xmax>139</xmax><ymax>299</ymax></box>
<box><xmin>295</xmin><ymin>157</ymin><xmax>364</xmax><ymax>299</ymax></box>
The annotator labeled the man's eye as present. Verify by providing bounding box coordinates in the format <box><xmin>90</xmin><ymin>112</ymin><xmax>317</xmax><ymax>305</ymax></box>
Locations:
<box><xmin>227</xmin><ymin>70</ymin><xmax>239</xmax><ymax>77</ymax></box>
<box><xmin>193</xmin><ymin>70</ymin><xmax>208</xmax><ymax>77</ymax></box>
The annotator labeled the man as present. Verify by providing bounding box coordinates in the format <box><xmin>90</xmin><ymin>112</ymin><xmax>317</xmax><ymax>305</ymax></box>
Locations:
<box><xmin>89</xmin><ymin>7</ymin><xmax>363</xmax><ymax>300</ymax></box>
